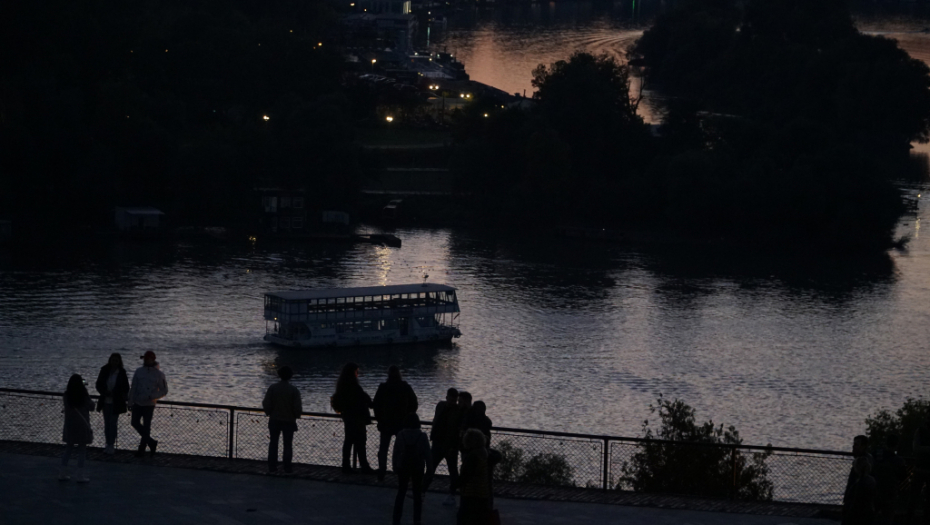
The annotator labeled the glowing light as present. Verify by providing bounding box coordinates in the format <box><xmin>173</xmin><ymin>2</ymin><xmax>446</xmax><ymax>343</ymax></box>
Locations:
<box><xmin>386</xmin><ymin>116</ymin><xmax>394</xmax><ymax>122</ymax></box>
<box><xmin>249</xmin><ymin>236</ymin><xmax>257</xmax><ymax>242</ymax></box>
<box><xmin>263</xmin><ymin>115</ymin><xmax>270</xmax><ymax>121</ymax></box>
<box><xmin>318</xmin><ymin>42</ymin><xmax>323</xmax><ymax>47</ymax></box>
<box><xmin>483</xmin><ymin>113</ymin><xmax>488</xmax><ymax>117</ymax></box>
<box><xmin>372</xmin><ymin>59</ymin><xmax>377</xmax><ymax>64</ymax></box>
<box><xmin>290</xmin><ymin>30</ymin><xmax>293</xmax><ymax>33</ymax></box>
<box><xmin>165</xmin><ymin>49</ymin><xmax>168</xmax><ymax>52</ymax></box>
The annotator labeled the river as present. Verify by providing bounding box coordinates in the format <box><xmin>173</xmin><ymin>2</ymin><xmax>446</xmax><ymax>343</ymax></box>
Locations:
<box><xmin>2</xmin><ymin>6</ymin><xmax>930</xmax><ymax>452</ymax></box>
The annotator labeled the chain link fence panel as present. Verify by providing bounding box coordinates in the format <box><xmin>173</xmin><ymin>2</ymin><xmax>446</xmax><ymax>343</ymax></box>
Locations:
<box><xmin>1</xmin><ymin>390</ymin><xmax>856</xmax><ymax>504</ymax></box>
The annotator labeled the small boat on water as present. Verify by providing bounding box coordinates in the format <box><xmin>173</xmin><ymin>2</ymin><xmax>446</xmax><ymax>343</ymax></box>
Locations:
<box><xmin>263</xmin><ymin>283</ymin><xmax>462</xmax><ymax>348</ymax></box>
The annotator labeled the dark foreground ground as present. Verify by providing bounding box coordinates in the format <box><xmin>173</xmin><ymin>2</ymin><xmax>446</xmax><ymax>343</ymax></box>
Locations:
<box><xmin>0</xmin><ymin>441</ymin><xmax>838</xmax><ymax>525</ymax></box>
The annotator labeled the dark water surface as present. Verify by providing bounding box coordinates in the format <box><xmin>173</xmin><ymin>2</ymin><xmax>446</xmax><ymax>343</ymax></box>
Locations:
<box><xmin>3</xmin><ymin>199</ymin><xmax>930</xmax><ymax>451</ymax></box>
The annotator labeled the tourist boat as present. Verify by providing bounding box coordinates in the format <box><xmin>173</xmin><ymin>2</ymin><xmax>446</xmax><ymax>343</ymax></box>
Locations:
<box><xmin>263</xmin><ymin>283</ymin><xmax>462</xmax><ymax>347</ymax></box>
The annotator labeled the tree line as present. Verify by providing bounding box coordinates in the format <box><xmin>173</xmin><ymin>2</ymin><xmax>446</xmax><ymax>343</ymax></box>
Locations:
<box><xmin>450</xmin><ymin>0</ymin><xmax>930</xmax><ymax>251</ymax></box>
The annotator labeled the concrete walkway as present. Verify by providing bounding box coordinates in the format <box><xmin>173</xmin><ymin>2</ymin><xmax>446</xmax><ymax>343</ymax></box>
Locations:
<box><xmin>0</xmin><ymin>452</ymin><xmax>835</xmax><ymax>525</ymax></box>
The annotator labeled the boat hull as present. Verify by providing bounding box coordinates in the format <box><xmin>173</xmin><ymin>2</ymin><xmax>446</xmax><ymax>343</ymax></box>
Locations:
<box><xmin>264</xmin><ymin>330</ymin><xmax>460</xmax><ymax>348</ymax></box>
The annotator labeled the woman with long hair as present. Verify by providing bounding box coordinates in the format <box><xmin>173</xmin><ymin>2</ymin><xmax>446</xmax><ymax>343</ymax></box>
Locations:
<box><xmin>332</xmin><ymin>362</ymin><xmax>375</xmax><ymax>474</ymax></box>
<box><xmin>95</xmin><ymin>353</ymin><xmax>130</xmax><ymax>454</ymax></box>
<box><xmin>61</xmin><ymin>374</ymin><xmax>95</xmax><ymax>482</ymax></box>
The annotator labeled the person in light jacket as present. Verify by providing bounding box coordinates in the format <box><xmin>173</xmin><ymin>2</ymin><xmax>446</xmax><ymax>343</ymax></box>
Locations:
<box><xmin>95</xmin><ymin>353</ymin><xmax>130</xmax><ymax>455</ymax></box>
<box><xmin>61</xmin><ymin>374</ymin><xmax>95</xmax><ymax>482</ymax></box>
<box><xmin>128</xmin><ymin>350</ymin><xmax>168</xmax><ymax>457</ymax></box>
<box><xmin>262</xmin><ymin>366</ymin><xmax>302</xmax><ymax>473</ymax></box>
<box><xmin>392</xmin><ymin>413</ymin><xmax>432</xmax><ymax>525</ymax></box>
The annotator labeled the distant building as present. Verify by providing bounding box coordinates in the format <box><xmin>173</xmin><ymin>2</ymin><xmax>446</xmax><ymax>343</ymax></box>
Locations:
<box><xmin>114</xmin><ymin>207</ymin><xmax>164</xmax><ymax>232</ymax></box>
<box><xmin>256</xmin><ymin>188</ymin><xmax>307</xmax><ymax>234</ymax></box>
<box><xmin>356</xmin><ymin>0</ymin><xmax>411</xmax><ymax>15</ymax></box>
<box><xmin>343</xmin><ymin>11</ymin><xmax>417</xmax><ymax>54</ymax></box>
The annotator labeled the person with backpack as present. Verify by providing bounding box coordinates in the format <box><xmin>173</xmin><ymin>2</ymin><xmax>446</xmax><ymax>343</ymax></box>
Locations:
<box><xmin>373</xmin><ymin>365</ymin><xmax>419</xmax><ymax>482</ymax></box>
<box><xmin>392</xmin><ymin>413</ymin><xmax>431</xmax><ymax>525</ymax></box>
<box><xmin>424</xmin><ymin>388</ymin><xmax>462</xmax><ymax>506</ymax></box>
<box><xmin>331</xmin><ymin>362</ymin><xmax>375</xmax><ymax>474</ymax></box>
<box><xmin>60</xmin><ymin>374</ymin><xmax>95</xmax><ymax>482</ymax></box>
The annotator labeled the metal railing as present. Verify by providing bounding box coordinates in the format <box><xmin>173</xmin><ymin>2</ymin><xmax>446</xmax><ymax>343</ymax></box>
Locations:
<box><xmin>0</xmin><ymin>388</ymin><xmax>853</xmax><ymax>504</ymax></box>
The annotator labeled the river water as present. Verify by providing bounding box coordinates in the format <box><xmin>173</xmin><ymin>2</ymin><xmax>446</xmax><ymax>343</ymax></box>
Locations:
<box><xmin>3</xmin><ymin>8</ymin><xmax>930</xmax><ymax>452</ymax></box>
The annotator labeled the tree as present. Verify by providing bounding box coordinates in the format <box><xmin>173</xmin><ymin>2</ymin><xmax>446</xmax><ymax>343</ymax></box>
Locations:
<box><xmin>619</xmin><ymin>397</ymin><xmax>774</xmax><ymax>501</ymax></box>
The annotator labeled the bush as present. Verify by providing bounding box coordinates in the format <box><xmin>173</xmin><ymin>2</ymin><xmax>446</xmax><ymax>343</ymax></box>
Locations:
<box><xmin>866</xmin><ymin>397</ymin><xmax>930</xmax><ymax>456</ymax></box>
<box><xmin>492</xmin><ymin>440</ymin><xmax>575</xmax><ymax>487</ymax></box>
<box><xmin>619</xmin><ymin>397</ymin><xmax>773</xmax><ymax>501</ymax></box>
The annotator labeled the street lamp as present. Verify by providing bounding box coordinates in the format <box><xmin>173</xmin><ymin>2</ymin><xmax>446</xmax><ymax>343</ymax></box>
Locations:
<box><xmin>371</xmin><ymin>58</ymin><xmax>377</xmax><ymax>72</ymax></box>
<box><xmin>263</xmin><ymin>115</ymin><xmax>270</xmax><ymax>121</ymax></box>
<box><xmin>386</xmin><ymin>116</ymin><xmax>394</xmax><ymax>123</ymax></box>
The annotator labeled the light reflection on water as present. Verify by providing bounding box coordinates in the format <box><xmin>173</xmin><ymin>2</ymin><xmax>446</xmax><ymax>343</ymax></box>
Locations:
<box><xmin>2</xmin><ymin>216</ymin><xmax>930</xmax><ymax>451</ymax></box>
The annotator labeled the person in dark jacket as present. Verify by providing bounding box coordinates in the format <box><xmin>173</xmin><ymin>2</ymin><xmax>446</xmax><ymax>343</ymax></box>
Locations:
<box><xmin>456</xmin><ymin>428</ymin><xmax>491</xmax><ymax>525</ymax></box>
<box><xmin>392</xmin><ymin>413</ymin><xmax>432</xmax><ymax>525</ymax></box>
<box><xmin>873</xmin><ymin>434</ymin><xmax>907</xmax><ymax>525</ymax></box>
<box><xmin>843</xmin><ymin>435</ymin><xmax>874</xmax><ymax>525</ymax></box>
<box><xmin>462</xmin><ymin>400</ymin><xmax>492</xmax><ymax>446</ymax></box>
<box><xmin>262</xmin><ymin>366</ymin><xmax>303</xmax><ymax>474</ymax></box>
<box><xmin>332</xmin><ymin>362</ymin><xmax>375</xmax><ymax>474</ymax></box>
<box><xmin>373</xmin><ymin>365</ymin><xmax>419</xmax><ymax>481</ymax></box>
<box><xmin>845</xmin><ymin>456</ymin><xmax>877</xmax><ymax>525</ymax></box>
<box><xmin>61</xmin><ymin>374</ymin><xmax>95</xmax><ymax>483</ymax></box>
<box><xmin>95</xmin><ymin>353</ymin><xmax>130</xmax><ymax>455</ymax></box>
<box><xmin>425</xmin><ymin>388</ymin><xmax>461</xmax><ymax>506</ymax></box>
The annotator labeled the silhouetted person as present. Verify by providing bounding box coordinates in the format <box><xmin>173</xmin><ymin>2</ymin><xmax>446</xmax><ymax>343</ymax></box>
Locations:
<box><xmin>457</xmin><ymin>391</ymin><xmax>473</xmax><ymax>448</ymax></box>
<box><xmin>392</xmin><ymin>413</ymin><xmax>431</xmax><ymax>525</ymax></box>
<box><xmin>457</xmin><ymin>428</ymin><xmax>491</xmax><ymax>525</ymax></box>
<box><xmin>873</xmin><ymin>434</ymin><xmax>907</xmax><ymax>525</ymax></box>
<box><xmin>95</xmin><ymin>353</ymin><xmax>129</xmax><ymax>455</ymax></box>
<box><xmin>844</xmin><ymin>456</ymin><xmax>877</xmax><ymax>525</ymax></box>
<box><xmin>373</xmin><ymin>365</ymin><xmax>419</xmax><ymax>482</ymax></box>
<box><xmin>332</xmin><ymin>362</ymin><xmax>374</xmax><ymax>474</ymax></box>
<box><xmin>463</xmin><ymin>400</ymin><xmax>492</xmax><ymax>446</ymax></box>
<box><xmin>60</xmin><ymin>374</ymin><xmax>94</xmax><ymax>482</ymax></box>
<box><xmin>262</xmin><ymin>366</ymin><xmax>302</xmax><ymax>474</ymax></box>
<box><xmin>425</xmin><ymin>388</ymin><xmax>462</xmax><ymax>506</ymax></box>
<box><xmin>128</xmin><ymin>350</ymin><xmax>168</xmax><ymax>457</ymax></box>
<box><xmin>843</xmin><ymin>435</ymin><xmax>874</xmax><ymax>525</ymax></box>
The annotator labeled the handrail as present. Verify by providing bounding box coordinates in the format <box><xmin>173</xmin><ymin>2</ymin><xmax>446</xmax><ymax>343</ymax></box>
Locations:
<box><xmin>0</xmin><ymin>387</ymin><xmax>851</xmax><ymax>457</ymax></box>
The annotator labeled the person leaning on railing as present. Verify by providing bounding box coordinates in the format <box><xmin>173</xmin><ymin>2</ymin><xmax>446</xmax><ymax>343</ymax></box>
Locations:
<box><xmin>128</xmin><ymin>351</ymin><xmax>168</xmax><ymax>458</ymax></box>
<box><xmin>262</xmin><ymin>366</ymin><xmax>302</xmax><ymax>474</ymax></box>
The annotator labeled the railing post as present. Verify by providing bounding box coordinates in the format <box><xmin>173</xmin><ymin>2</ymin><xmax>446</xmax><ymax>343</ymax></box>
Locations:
<box><xmin>603</xmin><ymin>438</ymin><xmax>610</xmax><ymax>491</ymax></box>
<box><xmin>228</xmin><ymin>408</ymin><xmax>236</xmax><ymax>459</ymax></box>
<box><xmin>730</xmin><ymin>446</ymin><xmax>738</xmax><ymax>499</ymax></box>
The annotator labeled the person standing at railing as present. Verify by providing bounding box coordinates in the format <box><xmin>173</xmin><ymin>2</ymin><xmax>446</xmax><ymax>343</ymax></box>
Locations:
<box><xmin>128</xmin><ymin>351</ymin><xmax>169</xmax><ymax>458</ymax></box>
<box><xmin>60</xmin><ymin>374</ymin><xmax>95</xmax><ymax>483</ymax></box>
<box><xmin>456</xmin><ymin>428</ymin><xmax>492</xmax><ymax>525</ymax></box>
<box><xmin>843</xmin><ymin>435</ymin><xmax>874</xmax><ymax>525</ymax></box>
<box><xmin>332</xmin><ymin>362</ymin><xmax>375</xmax><ymax>475</ymax></box>
<box><xmin>872</xmin><ymin>434</ymin><xmax>907</xmax><ymax>525</ymax></box>
<box><xmin>424</xmin><ymin>388</ymin><xmax>462</xmax><ymax>506</ymax></box>
<box><xmin>843</xmin><ymin>456</ymin><xmax>877</xmax><ymax>525</ymax></box>
<box><xmin>95</xmin><ymin>353</ymin><xmax>129</xmax><ymax>455</ymax></box>
<box><xmin>262</xmin><ymin>366</ymin><xmax>302</xmax><ymax>474</ymax></box>
<box><xmin>373</xmin><ymin>365</ymin><xmax>419</xmax><ymax>482</ymax></box>
<box><xmin>392</xmin><ymin>413</ymin><xmax>432</xmax><ymax>525</ymax></box>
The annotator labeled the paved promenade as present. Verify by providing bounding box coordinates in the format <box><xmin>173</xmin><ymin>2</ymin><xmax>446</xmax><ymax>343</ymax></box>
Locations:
<box><xmin>0</xmin><ymin>447</ymin><xmax>837</xmax><ymax>525</ymax></box>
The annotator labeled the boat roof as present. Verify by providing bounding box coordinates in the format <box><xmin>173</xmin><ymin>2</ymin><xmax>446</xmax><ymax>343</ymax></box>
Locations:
<box><xmin>266</xmin><ymin>283</ymin><xmax>456</xmax><ymax>301</ymax></box>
